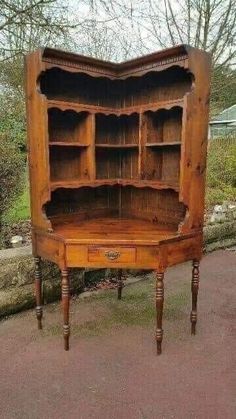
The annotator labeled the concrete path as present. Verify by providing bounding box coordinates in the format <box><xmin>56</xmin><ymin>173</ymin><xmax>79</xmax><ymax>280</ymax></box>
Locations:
<box><xmin>0</xmin><ymin>250</ymin><xmax>235</xmax><ymax>419</ymax></box>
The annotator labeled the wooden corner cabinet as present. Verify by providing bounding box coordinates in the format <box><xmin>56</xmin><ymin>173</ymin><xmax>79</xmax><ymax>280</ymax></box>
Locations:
<box><xmin>25</xmin><ymin>45</ymin><xmax>211</xmax><ymax>354</ymax></box>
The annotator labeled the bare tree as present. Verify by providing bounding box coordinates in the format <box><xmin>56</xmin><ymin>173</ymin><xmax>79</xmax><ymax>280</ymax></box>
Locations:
<box><xmin>0</xmin><ymin>0</ymin><xmax>77</xmax><ymax>60</ymax></box>
<box><xmin>75</xmin><ymin>0</ymin><xmax>148</xmax><ymax>61</ymax></box>
<box><xmin>92</xmin><ymin>0</ymin><xmax>236</xmax><ymax>67</ymax></box>
<box><xmin>211</xmin><ymin>66</ymin><xmax>236</xmax><ymax>115</ymax></box>
<box><xmin>146</xmin><ymin>0</ymin><xmax>236</xmax><ymax>67</ymax></box>
<box><xmin>89</xmin><ymin>0</ymin><xmax>236</xmax><ymax>115</ymax></box>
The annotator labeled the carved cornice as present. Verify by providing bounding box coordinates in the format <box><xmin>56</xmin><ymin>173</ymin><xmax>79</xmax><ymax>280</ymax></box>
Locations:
<box><xmin>43</xmin><ymin>54</ymin><xmax>188</xmax><ymax>79</ymax></box>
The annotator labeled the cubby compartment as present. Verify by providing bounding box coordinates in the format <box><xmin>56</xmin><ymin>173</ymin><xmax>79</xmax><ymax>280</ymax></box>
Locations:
<box><xmin>141</xmin><ymin>107</ymin><xmax>182</xmax><ymax>185</ymax></box>
<box><xmin>46</xmin><ymin>186</ymin><xmax>186</xmax><ymax>230</ymax></box>
<box><xmin>96</xmin><ymin>148</ymin><xmax>139</xmax><ymax>180</ymax></box>
<box><xmin>120</xmin><ymin>187</ymin><xmax>185</xmax><ymax>226</ymax></box>
<box><xmin>145</xmin><ymin>107</ymin><xmax>182</xmax><ymax>145</ymax></box>
<box><xmin>48</xmin><ymin>109</ymin><xmax>90</xmax><ymax>145</ymax></box>
<box><xmin>143</xmin><ymin>147</ymin><xmax>180</xmax><ymax>184</ymax></box>
<box><xmin>95</xmin><ymin>114</ymin><xmax>139</xmax><ymax>146</ymax></box>
<box><xmin>40</xmin><ymin>66</ymin><xmax>192</xmax><ymax>109</ymax></box>
<box><xmin>49</xmin><ymin>146</ymin><xmax>90</xmax><ymax>182</ymax></box>
<box><xmin>46</xmin><ymin>186</ymin><xmax>119</xmax><ymax>219</ymax></box>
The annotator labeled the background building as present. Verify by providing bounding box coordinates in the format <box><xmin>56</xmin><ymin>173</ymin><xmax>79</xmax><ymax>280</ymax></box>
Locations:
<box><xmin>210</xmin><ymin>104</ymin><xmax>236</xmax><ymax>138</ymax></box>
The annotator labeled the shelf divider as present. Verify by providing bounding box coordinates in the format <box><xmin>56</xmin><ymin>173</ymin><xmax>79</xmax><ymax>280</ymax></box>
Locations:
<box><xmin>87</xmin><ymin>114</ymin><xmax>96</xmax><ymax>180</ymax></box>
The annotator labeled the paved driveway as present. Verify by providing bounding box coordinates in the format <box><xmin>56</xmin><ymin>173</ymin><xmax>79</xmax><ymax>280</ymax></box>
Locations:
<box><xmin>0</xmin><ymin>249</ymin><xmax>235</xmax><ymax>419</ymax></box>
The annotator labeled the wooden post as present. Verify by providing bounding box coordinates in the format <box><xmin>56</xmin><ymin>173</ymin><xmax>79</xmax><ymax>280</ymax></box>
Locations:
<box><xmin>117</xmin><ymin>268</ymin><xmax>123</xmax><ymax>300</ymax></box>
<box><xmin>34</xmin><ymin>256</ymin><xmax>43</xmax><ymax>330</ymax></box>
<box><xmin>61</xmin><ymin>269</ymin><xmax>70</xmax><ymax>351</ymax></box>
<box><xmin>156</xmin><ymin>271</ymin><xmax>164</xmax><ymax>355</ymax></box>
<box><xmin>191</xmin><ymin>260</ymin><xmax>200</xmax><ymax>335</ymax></box>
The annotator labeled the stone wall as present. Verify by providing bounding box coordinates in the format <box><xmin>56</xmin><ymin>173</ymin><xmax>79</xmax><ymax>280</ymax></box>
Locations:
<box><xmin>204</xmin><ymin>202</ymin><xmax>236</xmax><ymax>252</ymax></box>
<box><xmin>0</xmin><ymin>246</ymin><xmax>105</xmax><ymax>318</ymax></box>
<box><xmin>0</xmin><ymin>217</ymin><xmax>236</xmax><ymax>318</ymax></box>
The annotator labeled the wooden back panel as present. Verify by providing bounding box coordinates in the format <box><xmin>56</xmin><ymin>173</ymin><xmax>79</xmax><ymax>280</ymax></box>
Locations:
<box><xmin>95</xmin><ymin>114</ymin><xmax>139</xmax><ymax>145</ymax></box>
<box><xmin>46</xmin><ymin>186</ymin><xmax>185</xmax><ymax>229</ymax></box>
<box><xmin>40</xmin><ymin>66</ymin><xmax>192</xmax><ymax>109</ymax></box>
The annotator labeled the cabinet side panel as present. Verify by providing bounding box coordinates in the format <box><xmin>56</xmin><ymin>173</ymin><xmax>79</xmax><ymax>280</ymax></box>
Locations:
<box><xmin>180</xmin><ymin>49</ymin><xmax>211</xmax><ymax>232</ymax></box>
<box><xmin>25</xmin><ymin>51</ymin><xmax>51</xmax><ymax>231</ymax></box>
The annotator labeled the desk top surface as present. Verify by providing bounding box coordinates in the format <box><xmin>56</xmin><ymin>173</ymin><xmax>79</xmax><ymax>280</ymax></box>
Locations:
<box><xmin>51</xmin><ymin>217</ymin><xmax>179</xmax><ymax>245</ymax></box>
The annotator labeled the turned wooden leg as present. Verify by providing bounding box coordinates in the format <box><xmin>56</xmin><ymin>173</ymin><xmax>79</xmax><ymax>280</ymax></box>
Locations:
<box><xmin>34</xmin><ymin>256</ymin><xmax>43</xmax><ymax>330</ymax></box>
<box><xmin>191</xmin><ymin>260</ymin><xmax>200</xmax><ymax>335</ymax></box>
<box><xmin>61</xmin><ymin>269</ymin><xmax>70</xmax><ymax>351</ymax></box>
<box><xmin>156</xmin><ymin>271</ymin><xmax>164</xmax><ymax>355</ymax></box>
<box><xmin>117</xmin><ymin>269</ymin><xmax>123</xmax><ymax>300</ymax></box>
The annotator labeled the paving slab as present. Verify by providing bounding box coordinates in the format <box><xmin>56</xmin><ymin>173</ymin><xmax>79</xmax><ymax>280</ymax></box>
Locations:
<box><xmin>0</xmin><ymin>250</ymin><xmax>235</xmax><ymax>419</ymax></box>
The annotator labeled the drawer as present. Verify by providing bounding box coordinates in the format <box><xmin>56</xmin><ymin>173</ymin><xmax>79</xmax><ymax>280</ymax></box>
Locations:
<box><xmin>66</xmin><ymin>244</ymin><xmax>158</xmax><ymax>268</ymax></box>
<box><xmin>88</xmin><ymin>246</ymin><xmax>136</xmax><ymax>264</ymax></box>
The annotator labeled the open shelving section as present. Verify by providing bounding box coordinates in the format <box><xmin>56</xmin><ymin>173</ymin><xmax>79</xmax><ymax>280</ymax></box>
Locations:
<box><xmin>47</xmin><ymin>105</ymin><xmax>184</xmax><ymax>187</ymax></box>
<box><xmin>48</xmin><ymin>107</ymin><xmax>95</xmax><ymax>184</ymax></box>
<box><xmin>41</xmin><ymin>65</ymin><xmax>191</xmax><ymax>109</ymax></box>
<box><xmin>39</xmin><ymin>55</ymin><xmax>193</xmax><ymax>227</ymax></box>
<box><xmin>95</xmin><ymin>113</ymin><xmax>139</xmax><ymax>180</ymax></box>
<box><xmin>140</xmin><ymin>107</ymin><xmax>183</xmax><ymax>184</ymax></box>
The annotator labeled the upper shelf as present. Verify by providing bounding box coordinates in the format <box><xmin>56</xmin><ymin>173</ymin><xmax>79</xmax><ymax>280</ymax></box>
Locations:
<box><xmin>146</xmin><ymin>141</ymin><xmax>181</xmax><ymax>147</ymax></box>
<box><xmin>50</xmin><ymin>179</ymin><xmax>180</xmax><ymax>192</ymax></box>
<box><xmin>49</xmin><ymin>142</ymin><xmax>89</xmax><ymax>147</ymax></box>
<box><xmin>95</xmin><ymin>144</ymin><xmax>138</xmax><ymax>149</ymax></box>
<box><xmin>47</xmin><ymin>98</ymin><xmax>184</xmax><ymax>116</ymax></box>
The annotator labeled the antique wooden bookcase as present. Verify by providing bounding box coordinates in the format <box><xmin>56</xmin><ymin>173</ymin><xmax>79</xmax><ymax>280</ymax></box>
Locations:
<box><xmin>25</xmin><ymin>45</ymin><xmax>211</xmax><ymax>354</ymax></box>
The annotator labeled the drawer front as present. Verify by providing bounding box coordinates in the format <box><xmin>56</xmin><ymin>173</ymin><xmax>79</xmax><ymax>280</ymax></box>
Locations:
<box><xmin>66</xmin><ymin>244</ymin><xmax>158</xmax><ymax>268</ymax></box>
<box><xmin>88</xmin><ymin>246</ymin><xmax>136</xmax><ymax>264</ymax></box>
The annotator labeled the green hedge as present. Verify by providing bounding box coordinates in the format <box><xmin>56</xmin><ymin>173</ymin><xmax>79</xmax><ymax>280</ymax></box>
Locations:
<box><xmin>0</xmin><ymin>135</ymin><xmax>24</xmax><ymax>218</ymax></box>
<box><xmin>206</xmin><ymin>137</ymin><xmax>236</xmax><ymax>206</ymax></box>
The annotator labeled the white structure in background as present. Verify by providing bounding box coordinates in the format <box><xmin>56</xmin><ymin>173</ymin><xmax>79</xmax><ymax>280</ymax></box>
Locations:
<box><xmin>210</xmin><ymin>203</ymin><xmax>236</xmax><ymax>224</ymax></box>
<box><xmin>210</xmin><ymin>104</ymin><xmax>236</xmax><ymax>138</ymax></box>
<box><xmin>10</xmin><ymin>235</ymin><xmax>23</xmax><ymax>248</ymax></box>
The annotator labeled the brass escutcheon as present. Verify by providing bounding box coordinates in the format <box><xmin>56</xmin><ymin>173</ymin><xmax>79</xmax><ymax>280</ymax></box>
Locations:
<box><xmin>104</xmin><ymin>250</ymin><xmax>121</xmax><ymax>260</ymax></box>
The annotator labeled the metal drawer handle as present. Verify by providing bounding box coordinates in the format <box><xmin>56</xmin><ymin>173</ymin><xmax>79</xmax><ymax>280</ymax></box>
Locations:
<box><xmin>104</xmin><ymin>250</ymin><xmax>121</xmax><ymax>260</ymax></box>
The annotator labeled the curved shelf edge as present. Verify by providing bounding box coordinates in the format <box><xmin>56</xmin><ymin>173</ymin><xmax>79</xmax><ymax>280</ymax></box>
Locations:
<box><xmin>50</xmin><ymin>179</ymin><xmax>180</xmax><ymax>192</ymax></box>
<box><xmin>47</xmin><ymin>98</ymin><xmax>184</xmax><ymax>116</ymax></box>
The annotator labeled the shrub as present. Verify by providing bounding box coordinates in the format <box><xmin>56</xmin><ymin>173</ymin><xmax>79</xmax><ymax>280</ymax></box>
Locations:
<box><xmin>206</xmin><ymin>137</ymin><xmax>236</xmax><ymax>206</ymax></box>
<box><xmin>0</xmin><ymin>134</ymin><xmax>24</xmax><ymax>218</ymax></box>
<box><xmin>0</xmin><ymin>94</ymin><xmax>26</xmax><ymax>150</ymax></box>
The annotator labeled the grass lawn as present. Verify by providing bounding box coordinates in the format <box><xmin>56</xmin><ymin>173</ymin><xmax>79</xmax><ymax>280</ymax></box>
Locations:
<box><xmin>44</xmin><ymin>275</ymin><xmax>189</xmax><ymax>339</ymax></box>
<box><xmin>3</xmin><ymin>183</ymin><xmax>30</xmax><ymax>223</ymax></box>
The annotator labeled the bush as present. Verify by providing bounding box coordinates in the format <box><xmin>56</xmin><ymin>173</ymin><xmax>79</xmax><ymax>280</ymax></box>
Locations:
<box><xmin>0</xmin><ymin>134</ymin><xmax>24</xmax><ymax>218</ymax></box>
<box><xmin>0</xmin><ymin>94</ymin><xmax>26</xmax><ymax>150</ymax></box>
<box><xmin>206</xmin><ymin>137</ymin><xmax>236</xmax><ymax>206</ymax></box>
